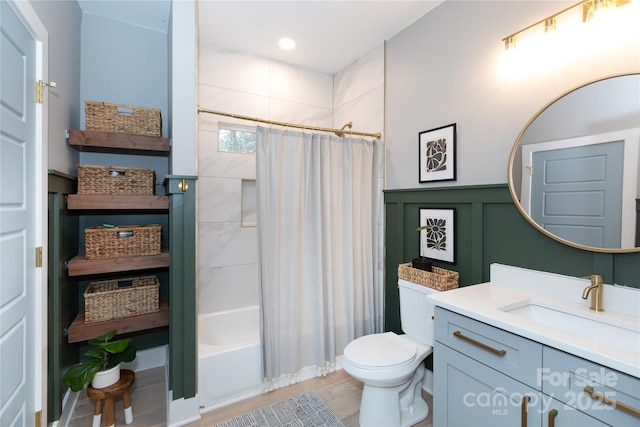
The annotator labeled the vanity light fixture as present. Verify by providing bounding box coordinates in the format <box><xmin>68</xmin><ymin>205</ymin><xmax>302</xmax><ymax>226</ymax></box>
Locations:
<box><xmin>501</xmin><ymin>0</ymin><xmax>631</xmax><ymax>51</ymax></box>
<box><xmin>544</xmin><ymin>17</ymin><xmax>557</xmax><ymax>33</ymax></box>
<box><xmin>278</xmin><ymin>38</ymin><xmax>296</xmax><ymax>50</ymax></box>
<box><xmin>504</xmin><ymin>36</ymin><xmax>516</xmax><ymax>50</ymax></box>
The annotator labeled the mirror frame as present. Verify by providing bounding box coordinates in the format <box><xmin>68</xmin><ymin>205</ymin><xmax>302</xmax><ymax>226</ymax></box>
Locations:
<box><xmin>507</xmin><ymin>73</ymin><xmax>640</xmax><ymax>254</ymax></box>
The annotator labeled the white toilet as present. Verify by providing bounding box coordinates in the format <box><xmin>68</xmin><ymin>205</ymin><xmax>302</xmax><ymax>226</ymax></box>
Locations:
<box><xmin>342</xmin><ymin>279</ymin><xmax>439</xmax><ymax>427</ymax></box>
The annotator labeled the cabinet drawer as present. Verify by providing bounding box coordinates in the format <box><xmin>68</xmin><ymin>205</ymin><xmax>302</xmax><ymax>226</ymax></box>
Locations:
<box><xmin>543</xmin><ymin>347</ymin><xmax>640</xmax><ymax>426</ymax></box>
<box><xmin>435</xmin><ymin>307</ymin><xmax>543</xmax><ymax>388</ymax></box>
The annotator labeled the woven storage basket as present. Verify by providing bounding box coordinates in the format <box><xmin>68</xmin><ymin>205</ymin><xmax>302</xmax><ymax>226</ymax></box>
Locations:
<box><xmin>84</xmin><ymin>224</ymin><xmax>161</xmax><ymax>260</ymax></box>
<box><xmin>397</xmin><ymin>263</ymin><xmax>459</xmax><ymax>291</ymax></box>
<box><xmin>84</xmin><ymin>275</ymin><xmax>160</xmax><ymax>323</ymax></box>
<box><xmin>77</xmin><ymin>164</ymin><xmax>155</xmax><ymax>196</ymax></box>
<box><xmin>85</xmin><ymin>101</ymin><xmax>162</xmax><ymax>137</ymax></box>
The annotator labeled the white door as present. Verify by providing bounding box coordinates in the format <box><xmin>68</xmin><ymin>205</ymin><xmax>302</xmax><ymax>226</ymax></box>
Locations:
<box><xmin>1</xmin><ymin>0</ymin><xmax>43</xmax><ymax>424</ymax></box>
<box><xmin>530</xmin><ymin>141</ymin><xmax>624</xmax><ymax>248</ymax></box>
<box><xmin>521</xmin><ymin>128</ymin><xmax>639</xmax><ymax>249</ymax></box>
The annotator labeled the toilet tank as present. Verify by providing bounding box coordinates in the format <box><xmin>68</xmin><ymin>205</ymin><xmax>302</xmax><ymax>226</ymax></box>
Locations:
<box><xmin>398</xmin><ymin>279</ymin><xmax>439</xmax><ymax>345</ymax></box>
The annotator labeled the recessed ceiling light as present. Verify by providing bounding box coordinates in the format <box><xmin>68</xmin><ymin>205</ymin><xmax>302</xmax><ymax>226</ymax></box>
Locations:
<box><xmin>278</xmin><ymin>38</ymin><xmax>296</xmax><ymax>50</ymax></box>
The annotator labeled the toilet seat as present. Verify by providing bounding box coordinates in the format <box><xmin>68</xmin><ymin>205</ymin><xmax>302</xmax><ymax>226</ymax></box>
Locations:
<box><xmin>344</xmin><ymin>332</ymin><xmax>416</xmax><ymax>369</ymax></box>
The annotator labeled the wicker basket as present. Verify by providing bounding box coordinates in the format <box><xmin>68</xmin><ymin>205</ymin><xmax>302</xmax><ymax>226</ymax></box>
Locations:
<box><xmin>77</xmin><ymin>164</ymin><xmax>155</xmax><ymax>196</ymax></box>
<box><xmin>84</xmin><ymin>224</ymin><xmax>162</xmax><ymax>260</ymax></box>
<box><xmin>397</xmin><ymin>263</ymin><xmax>459</xmax><ymax>291</ymax></box>
<box><xmin>84</xmin><ymin>275</ymin><xmax>160</xmax><ymax>323</ymax></box>
<box><xmin>85</xmin><ymin>101</ymin><xmax>162</xmax><ymax>137</ymax></box>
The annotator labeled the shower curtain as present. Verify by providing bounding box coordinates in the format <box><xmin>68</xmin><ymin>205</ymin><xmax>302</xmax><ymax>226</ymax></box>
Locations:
<box><xmin>256</xmin><ymin>125</ymin><xmax>382</xmax><ymax>390</ymax></box>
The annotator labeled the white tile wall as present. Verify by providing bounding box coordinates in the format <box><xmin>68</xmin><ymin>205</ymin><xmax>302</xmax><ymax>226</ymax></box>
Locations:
<box><xmin>199</xmin><ymin>43</ymin><xmax>270</xmax><ymax>96</ymax></box>
<box><xmin>334</xmin><ymin>44</ymin><xmax>385</xmax><ymax>109</ymax></box>
<box><xmin>198</xmin><ymin>177</ymin><xmax>241</xmax><ymax>223</ymax></box>
<box><xmin>197</xmin><ymin>129</ymin><xmax>257</xmax><ymax>179</ymax></box>
<box><xmin>196</xmin><ymin>43</ymin><xmax>385</xmax><ymax>317</ymax></box>
<box><xmin>198</xmin><ymin>264</ymin><xmax>260</xmax><ymax>312</ymax></box>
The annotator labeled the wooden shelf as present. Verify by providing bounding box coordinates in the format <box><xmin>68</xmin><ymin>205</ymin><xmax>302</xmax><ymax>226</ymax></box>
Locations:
<box><xmin>67</xmin><ymin>250</ymin><xmax>170</xmax><ymax>276</ymax></box>
<box><xmin>68</xmin><ymin>129</ymin><xmax>170</xmax><ymax>154</ymax></box>
<box><xmin>67</xmin><ymin>194</ymin><xmax>169</xmax><ymax>210</ymax></box>
<box><xmin>67</xmin><ymin>298</ymin><xmax>169</xmax><ymax>343</ymax></box>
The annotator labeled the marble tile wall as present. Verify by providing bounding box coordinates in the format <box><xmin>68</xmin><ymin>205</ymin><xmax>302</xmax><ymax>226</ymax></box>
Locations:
<box><xmin>333</xmin><ymin>44</ymin><xmax>386</xmax><ymax>331</ymax></box>
<box><xmin>196</xmin><ymin>42</ymin><xmax>385</xmax><ymax>318</ymax></box>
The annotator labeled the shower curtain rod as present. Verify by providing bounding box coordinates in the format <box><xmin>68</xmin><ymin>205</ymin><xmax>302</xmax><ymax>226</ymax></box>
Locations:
<box><xmin>197</xmin><ymin>106</ymin><xmax>382</xmax><ymax>139</ymax></box>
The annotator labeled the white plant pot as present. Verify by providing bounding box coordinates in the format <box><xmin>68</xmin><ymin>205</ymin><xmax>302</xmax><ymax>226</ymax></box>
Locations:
<box><xmin>91</xmin><ymin>363</ymin><xmax>121</xmax><ymax>389</ymax></box>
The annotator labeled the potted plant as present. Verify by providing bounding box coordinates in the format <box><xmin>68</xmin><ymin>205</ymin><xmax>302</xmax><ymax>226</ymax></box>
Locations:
<box><xmin>62</xmin><ymin>329</ymin><xmax>136</xmax><ymax>392</ymax></box>
<box><xmin>413</xmin><ymin>225</ymin><xmax>432</xmax><ymax>272</ymax></box>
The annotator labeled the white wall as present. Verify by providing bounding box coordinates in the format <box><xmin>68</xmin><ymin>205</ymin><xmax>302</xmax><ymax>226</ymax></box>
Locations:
<box><xmin>385</xmin><ymin>0</ymin><xmax>640</xmax><ymax>190</ymax></box>
<box><xmin>169</xmin><ymin>0</ymin><xmax>197</xmax><ymax>176</ymax></box>
<box><xmin>333</xmin><ymin>44</ymin><xmax>386</xmax><ymax>330</ymax></box>
<box><xmin>31</xmin><ymin>0</ymin><xmax>82</xmax><ymax>176</ymax></box>
<box><xmin>196</xmin><ymin>44</ymin><xmax>332</xmax><ymax>314</ymax></box>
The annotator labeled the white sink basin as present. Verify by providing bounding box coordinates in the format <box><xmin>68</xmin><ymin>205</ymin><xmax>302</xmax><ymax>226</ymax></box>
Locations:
<box><xmin>499</xmin><ymin>300</ymin><xmax>640</xmax><ymax>353</ymax></box>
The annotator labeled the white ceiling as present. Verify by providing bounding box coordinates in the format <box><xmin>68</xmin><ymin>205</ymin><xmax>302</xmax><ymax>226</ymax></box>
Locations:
<box><xmin>77</xmin><ymin>0</ymin><xmax>443</xmax><ymax>75</ymax></box>
<box><xmin>197</xmin><ymin>1</ymin><xmax>443</xmax><ymax>74</ymax></box>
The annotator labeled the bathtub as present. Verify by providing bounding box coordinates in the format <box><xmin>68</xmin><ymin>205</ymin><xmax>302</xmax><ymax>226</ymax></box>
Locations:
<box><xmin>198</xmin><ymin>305</ymin><xmax>263</xmax><ymax>412</ymax></box>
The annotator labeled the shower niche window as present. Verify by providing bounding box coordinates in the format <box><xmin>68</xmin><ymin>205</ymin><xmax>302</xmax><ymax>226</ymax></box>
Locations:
<box><xmin>242</xmin><ymin>179</ymin><xmax>257</xmax><ymax>227</ymax></box>
<box><xmin>218</xmin><ymin>122</ymin><xmax>256</xmax><ymax>154</ymax></box>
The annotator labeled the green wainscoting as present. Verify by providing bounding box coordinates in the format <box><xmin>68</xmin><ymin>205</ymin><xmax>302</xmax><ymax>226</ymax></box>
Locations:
<box><xmin>47</xmin><ymin>171</ymin><xmax>78</xmax><ymax>421</ymax></box>
<box><xmin>166</xmin><ymin>176</ymin><xmax>198</xmax><ymax>400</ymax></box>
<box><xmin>384</xmin><ymin>184</ymin><xmax>640</xmax><ymax>333</ymax></box>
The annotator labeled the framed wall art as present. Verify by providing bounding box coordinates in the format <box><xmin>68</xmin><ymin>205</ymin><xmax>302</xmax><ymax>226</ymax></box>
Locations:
<box><xmin>419</xmin><ymin>208</ymin><xmax>456</xmax><ymax>263</ymax></box>
<box><xmin>419</xmin><ymin>123</ymin><xmax>457</xmax><ymax>183</ymax></box>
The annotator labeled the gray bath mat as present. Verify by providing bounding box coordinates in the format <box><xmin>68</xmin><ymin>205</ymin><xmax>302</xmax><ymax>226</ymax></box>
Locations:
<box><xmin>212</xmin><ymin>390</ymin><xmax>345</xmax><ymax>427</ymax></box>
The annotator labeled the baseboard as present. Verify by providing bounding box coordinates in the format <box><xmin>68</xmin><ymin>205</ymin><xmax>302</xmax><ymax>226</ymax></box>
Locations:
<box><xmin>168</xmin><ymin>392</ymin><xmax>201</xmax><ymax>427</ymax></box>
<box><xmin>55</xmin><ymin>388</ymin><xmax>79</xmax><ymax>427</ymax></box>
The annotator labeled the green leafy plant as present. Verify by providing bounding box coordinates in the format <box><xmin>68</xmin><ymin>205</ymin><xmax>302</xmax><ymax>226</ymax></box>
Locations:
<box><xmin>62</xmin><ymin>329</ymin><xmax>136</xmax><ymax>392</ymax></box>
<box><xmin>413</xmin><ymin>225</ymin><xmax>433</xmax><ymax>271</ymax></box>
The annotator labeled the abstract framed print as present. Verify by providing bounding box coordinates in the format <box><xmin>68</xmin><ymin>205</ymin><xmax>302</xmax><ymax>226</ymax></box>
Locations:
<box><xmin>419</xmin><ymin>207</ymin><xmax>456</xmax><ymax>263</ymax></box>
<box><xmin>419</xmin><ymin>123</ymin><xmax>457</xmax><ymax>183</ymax></box>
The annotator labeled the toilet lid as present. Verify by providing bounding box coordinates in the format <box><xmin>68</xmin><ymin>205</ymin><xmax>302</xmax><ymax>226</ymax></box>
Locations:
<box><xmin>344</xmin><ymin>332</ymin><xmax>416</xmax><ymax>368</ymax></box>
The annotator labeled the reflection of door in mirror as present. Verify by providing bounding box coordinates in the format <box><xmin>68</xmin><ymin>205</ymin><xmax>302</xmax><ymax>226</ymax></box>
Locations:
<box><xmin>520</xmin><ymin>128</ymin><xmax>639</xmax><ymax>249</ymax></box>
<box><xmin>510</xmin><ymin>74</ymin><xmax>640</xmax><ymax>252</ymax></box>
<box><xmin>521</xmin><ymin>131</ymin><xmax>626</xmax><ymax>248</ymax></box>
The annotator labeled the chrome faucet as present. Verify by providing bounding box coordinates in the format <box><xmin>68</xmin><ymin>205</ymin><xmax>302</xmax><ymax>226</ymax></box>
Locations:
<box><xmin>581</xmin><ymin>274</ymin><xmax>604</xmax><ymax>312</ymax></box>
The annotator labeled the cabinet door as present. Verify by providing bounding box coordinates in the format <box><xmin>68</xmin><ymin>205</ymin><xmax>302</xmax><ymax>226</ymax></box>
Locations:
<box><xmin>543</xmin><ymin>347</ymin><xmax>639</xmax><ymax>426</ymax></box>
<box><xmin>544</xmin><ymin>397</ymin><xmax>610</xmax><ymax>427</ymax></box>
<box><xmin>434</xmin><ymin>342</ymin><xmax>542</xmax><ymax>427</ymax></box>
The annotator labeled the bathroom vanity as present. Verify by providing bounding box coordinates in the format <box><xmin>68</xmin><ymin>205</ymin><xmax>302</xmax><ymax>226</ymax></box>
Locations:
<box><xmin>427</xmin><ymin>264</ymin><xmax>640</xmax><ymax>427</ymax></box>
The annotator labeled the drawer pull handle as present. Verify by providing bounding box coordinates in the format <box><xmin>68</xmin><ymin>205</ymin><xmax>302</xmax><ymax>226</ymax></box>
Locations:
<box><xmin>521</xmin><ymin>395</ymin><xmax>531</xmax><ymax>427</ymax></box>
<box><xmin>584</xmin><ymin>386</ymin><xmax>640</xmax><ymax>418</ymax></box>
<box><xmin>453</xmin><ymin>330</ymin><xmax>507</xmax><ymax>357</ymax></box>
<box><xmin>548</xmin><ymin>409</ymin><xmax>558</xmax><ymax>427</ymax></box>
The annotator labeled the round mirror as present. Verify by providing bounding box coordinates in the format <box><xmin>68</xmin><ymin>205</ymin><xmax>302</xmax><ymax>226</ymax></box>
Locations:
<box><xmin>508</xmin><ymin>73</ymin><xmax>640</xmax><ymax>253</ymax></box>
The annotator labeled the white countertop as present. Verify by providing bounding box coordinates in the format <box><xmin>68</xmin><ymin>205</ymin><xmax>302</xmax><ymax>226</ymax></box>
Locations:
<box><xmin>425</xmin><ymin>264</ymin><xmax>640</xmax><ymax>379</ymax></box>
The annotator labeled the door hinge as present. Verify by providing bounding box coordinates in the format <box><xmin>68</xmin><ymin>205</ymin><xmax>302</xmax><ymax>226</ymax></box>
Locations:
<box><xmin>527</xmin><ymin>165</ymin><xmax>534</xmax><ymax>176</ymax></box>
<box><xmin>35</xmin><ymin>247</ymin><xmax>42</xmax><ymax>268</ymax></box>
<box><xmin>35</xmin><ymin>80</ymin><xmax>57</xmax><ymax>103</ymax></box>
<box><xmin>35</xmin><ymin>410</ymin><xmax>42</xmax><ymax>427</ymax></box>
